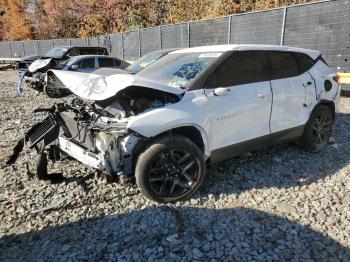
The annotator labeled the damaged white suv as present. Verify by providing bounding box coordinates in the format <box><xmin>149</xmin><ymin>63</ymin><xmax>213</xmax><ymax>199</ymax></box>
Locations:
<box><xmin>9</xmin><ymin>45</ymin><xmax>340</xmax><ymax>202</ymax></box>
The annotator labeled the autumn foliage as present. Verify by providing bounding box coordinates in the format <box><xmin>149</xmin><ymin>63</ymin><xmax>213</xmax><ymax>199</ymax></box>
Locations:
<box><xmin>0</xmin><ymin>0</ymin><xmax>314</xmax><ymax>41</ymax></box>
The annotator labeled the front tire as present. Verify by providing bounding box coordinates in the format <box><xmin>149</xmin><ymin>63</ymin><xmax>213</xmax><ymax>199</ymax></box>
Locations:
<box><xmin>135</xmin><ymin>134</ymin><xmax>205</xmax><ymax>203</ymax></box>
<box><xmin>301</xmin><ymin>105</ymin><xmax>333</xmax><ymax>152</ymax></box>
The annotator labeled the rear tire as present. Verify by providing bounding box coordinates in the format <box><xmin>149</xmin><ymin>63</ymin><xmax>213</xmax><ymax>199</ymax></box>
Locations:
<box><xmin>301</xmin><ymin>105</ymin><xmax>333</xmax><ymax>152</ymax></box>
<box><xmin>135</xmin><ymin>134</ymin><xmax>205</xmax><ymax>203</ymax></box>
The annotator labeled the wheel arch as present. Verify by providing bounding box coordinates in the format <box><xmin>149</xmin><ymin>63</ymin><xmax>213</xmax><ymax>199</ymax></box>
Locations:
<box><xmin>313</xmin><ymin>99</ymin><xmax>335</xmax><ymax>121</ymax></box>
<box><xmin>132</xmin><ymin>124</ymin><xmax>210</xmax><ymax>159</ymax></box>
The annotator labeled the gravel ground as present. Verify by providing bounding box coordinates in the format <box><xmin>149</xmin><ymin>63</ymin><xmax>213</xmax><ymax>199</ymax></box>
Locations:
<box><xmin>0</xmin><ymin>70</ymin><xmax>350</xmax><ymax>261</ymax></box>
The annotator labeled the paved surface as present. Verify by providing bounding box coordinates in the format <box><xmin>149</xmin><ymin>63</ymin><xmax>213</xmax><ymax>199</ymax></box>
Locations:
<box><xmin>0</xmin><ymin>70</ymin><xmax>349</xmax><ymax>261</ymax></box>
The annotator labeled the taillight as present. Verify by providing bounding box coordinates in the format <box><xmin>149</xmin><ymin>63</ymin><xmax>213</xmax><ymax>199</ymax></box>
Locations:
<box><xmin>334</xmin><ymin>73</ymin><xmax>350</xmax><ymax>84</ymax></box>
<box><xmin>333</xmin><ymin>74</ymin><xmax>340</xmax><ymax>84</ymax></box>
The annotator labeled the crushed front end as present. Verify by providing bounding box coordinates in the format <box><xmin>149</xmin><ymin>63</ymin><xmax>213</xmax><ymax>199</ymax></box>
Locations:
<box><xmin>8</xmin><ymin>83</ymin><xmax>181</xmax><ymax>180</ymax></box>
<box><xmin>17</xmin><ymin>58</ymin><xmax>63</xmax><ymax>95</ymax></box>
<box><xmin>8</xmin><ymin>98</ymin><xmax>142</xmax><ymax>179</ymax></box>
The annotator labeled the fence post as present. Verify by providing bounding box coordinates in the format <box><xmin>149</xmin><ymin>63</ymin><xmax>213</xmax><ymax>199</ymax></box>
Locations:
<box><xmin>138</xmin><ymin>29</ymin><xmax>141</xmax><ymax>58</ymax></box>
<box><xmin>187</xmin><ymin>22</ymin><xmax>190</xmax><ymax>47</ymax></box>
<box><xmin>180</xmin><ymin>24</ymin><xmax>184</xmax><ymax>48</ymax></box>
<box><xmin>280</xmin><ymin>7</ymin><xmax>287</xmax><ymax>46</ymax></box>
<box><xmin>227</xmin><ymin>16</ymin><xmax>232</xmax><ymax>44</ymax></box>
<box><xmin>159</xmin><ymin>26</ymin><xmax>162</xmax><ymax>50</ymax></box>
<box><xmin>121</xmin><ymin>32</ymin><xmax>124</xmax><ymax>60</ymax></box>
<box><xmin>22</xmin><ymin>41</ymin><xmax>25</xmax><ymax>57</ymax></box>
<box><xmin>8</xmin><ymin>42</ymin><xmax>12</xmax><ymax>58</ymax></box>
<box><xmin>35</xmin><ymin>41</ymin><xmax>39</xmax><ymax>55</ymax></box>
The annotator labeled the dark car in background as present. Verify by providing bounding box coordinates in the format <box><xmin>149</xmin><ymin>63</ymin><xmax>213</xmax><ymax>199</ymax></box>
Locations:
<box><xmin>43</xmin><ymin>55</ymin><xmax>130</xmax><ymax>97</ymax></box>
<box><xmin>17</xmin><ymin>46</ymin><xmax>109</xmax><ymax>69</ymax></box>
<box><xmin>44</xmin><ymin>48</ymin><xmax>178</xmax><ymax>98</ymax></box>
<box><xmin>17</xmin><ymin>46</ymin><xmax>115</xmax><ymax>95</ymax></box>
<box><xmin>92</xmin><ymin>48</ymin><xmax>178</xmax><ymax>76</ymax></box>
<box><xmin>57</xmin><ymin>55</ymin><xmax>130</xmax><ymax>73</ymax></box>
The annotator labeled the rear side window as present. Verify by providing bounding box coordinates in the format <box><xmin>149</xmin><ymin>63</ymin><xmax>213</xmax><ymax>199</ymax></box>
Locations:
<box><xmin>78</xmin><ymin>58</ymin><xmax>95</xmax><ymax>68</ymax></box>
<box><xmin>206</xmin><ymin>51</ymin><xmax>270</xmax><ymax>87</ymax></box>
<box><xmin>79</xmin><ymin>48</ymin><xmax>106</xmax><ymax>55</ymax></box>
<box><xmin>293</xmin><ymin>52</ymin><xmax>314</xmax><ymax>73</ymax></box>
<box><xmin>269</xmin><ymin>52</ymin><xmax>299</xmax><ymax>79</ymax></box>
<box><xmin>99</xmin><ymin>58</ymin><xmax>121</xmax><ymax>68</ymax></box>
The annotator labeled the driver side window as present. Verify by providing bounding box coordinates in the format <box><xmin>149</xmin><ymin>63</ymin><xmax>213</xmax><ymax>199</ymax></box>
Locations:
<box><xmin>206</xmin><ymin>51</ymin><xmax>270</xmax><ymax>88</ymax></box>
<box><xmin>78</xmin><ymin>58</ymin><xmax>95</xmax><ymax>69</ymax></box>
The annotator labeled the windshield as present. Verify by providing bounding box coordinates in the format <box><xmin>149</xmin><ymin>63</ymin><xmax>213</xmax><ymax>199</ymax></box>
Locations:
<box><xmin>126</xmin><ymin>51</ymin><xmax>166</xmax><ymax>73</ymax></box>
<box><xmin>137</xmin><ymin>52</ymin><xmax>221</xmax><ymax>88</ymax></box>
<box><xmin>45</xmin><ymin>47</ymin><xmax>67</xmax><ymax>58</ymax></box>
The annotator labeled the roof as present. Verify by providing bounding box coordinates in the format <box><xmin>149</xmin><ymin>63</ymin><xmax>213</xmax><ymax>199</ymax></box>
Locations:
<box><xmin>172</xmin><ymin>44</ymin><xmax>321</xmax><ymax>59</ymax></box>
<box><xmin>57</xmin><ymin>46</ymin><xmax>107</xmax><ymax>49</ymax></box>
<box><xmin>146</xmin><ymin>48</ymin><xmax>179</xmax><ymax>55</ymax></box>
<box><xmin>68</xmin><ymin>55</ymin><xmax>116</xmax><ymax>59</ymax></box>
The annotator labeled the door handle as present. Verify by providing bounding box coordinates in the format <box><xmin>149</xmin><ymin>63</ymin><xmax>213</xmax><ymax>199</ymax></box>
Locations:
<box><xmin>303</xmin><ymin>81</ymin><xmax>313</xmax><ymax>87</ymax></box>
<box><xmin>257</xmin><ymin>93</ymin><xmax>267</xmax><ymax>98</ymax></box>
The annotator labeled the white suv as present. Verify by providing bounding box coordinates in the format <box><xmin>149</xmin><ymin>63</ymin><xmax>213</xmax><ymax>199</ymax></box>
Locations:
<box><xmin>10</xmin><ymin>44</ymin><xmax>340</xmax><ymax>202</ymax></box>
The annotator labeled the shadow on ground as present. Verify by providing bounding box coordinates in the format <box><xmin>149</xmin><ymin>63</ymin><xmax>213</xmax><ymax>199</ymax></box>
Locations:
<box><xmin>0</xmin><ymin>206</ymin><xmax>349</xmax><ymax>261</ymax></box>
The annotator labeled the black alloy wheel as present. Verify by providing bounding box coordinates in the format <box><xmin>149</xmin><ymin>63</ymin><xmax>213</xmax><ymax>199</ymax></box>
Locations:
<box><xmin>148</xmin><ymin>149</ymin><xmax>199</xmax><ymax>198</ymax></box>
<box><xmin>135</xmin><ymin>135</ymin><xmax>205</xmax><ymax>203</ymax></box>
<box><xmin>302</xmin><ymin>105</ymin><xmax>333</xmax><ymax>152</ymax></box>
<box><xmin>312</xmin><ymin>110</ymin><xmax>332</xmax><ymax>147</ymax></box>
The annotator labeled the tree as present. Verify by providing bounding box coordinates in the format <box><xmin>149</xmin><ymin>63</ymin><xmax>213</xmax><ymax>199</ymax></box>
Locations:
<box><xmin>0</xmin><ymin>0</ymin><xmax>5</xmax><ymax>40</ymax></box>
<box><xmin>166</xmin><ymin>0</ymin><xmax>210</xmax><ymax>24</ymax></box>
<box><xmin>1</xmin><ymin>0</ymin><xmax>33</xmax><ymax>40</ymax></box>
<box><xmin>34</xmin><ymin>0</ymin><xmax>93</xmax><ymax>39</ymax></box>
<box><xmin>0</xmin><ymin>0</ymin><xmax>316</xmax><ymax>40</ymax></box>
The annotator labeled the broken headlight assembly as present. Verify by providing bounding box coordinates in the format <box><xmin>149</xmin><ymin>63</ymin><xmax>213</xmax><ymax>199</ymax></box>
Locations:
<box><xmin>6</xmin><ymin>99</ymin><xmax>138</xmax><ymax>182</ymax></box>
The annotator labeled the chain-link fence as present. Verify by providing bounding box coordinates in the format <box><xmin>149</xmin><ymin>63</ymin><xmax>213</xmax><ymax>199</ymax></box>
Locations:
<box><xmin>0</xmin><ymin>0</ymin><xmax>349</xmax><ymax>71</ymax></box>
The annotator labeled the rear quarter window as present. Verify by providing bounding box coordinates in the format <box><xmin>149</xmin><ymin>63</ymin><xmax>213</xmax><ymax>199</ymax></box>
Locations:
<box><xmin>293</xmin><ymin>52</ymin><xmax>314</xmax><ymax>74</ymax></box>
<box><xmin>269</xmin><ymin>52</ymin><xmax>299</xmax><ymax>80</ymax></box>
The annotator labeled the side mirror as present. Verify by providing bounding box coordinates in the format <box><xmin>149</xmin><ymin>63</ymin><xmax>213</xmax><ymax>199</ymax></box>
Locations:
<box><xmin>71</xmin><ymin>64</ymin><xmax>79</xmax><ymax>70</ymax></box>
<box><xmin>214</xmin><ymin>87</ymin><xmax>231</xmax><ymax>96</ymax></box>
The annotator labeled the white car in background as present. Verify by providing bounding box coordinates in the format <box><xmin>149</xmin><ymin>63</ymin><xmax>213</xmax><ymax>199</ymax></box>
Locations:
<box><xmin>10</xmin><ymin>44</ymin><xmax>340</xmax><ymax>203</ymax></box>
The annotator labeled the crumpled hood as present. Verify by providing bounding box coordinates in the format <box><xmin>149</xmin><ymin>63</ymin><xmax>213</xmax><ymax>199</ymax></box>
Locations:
<box><xmin>47</xmin><ymin>70</ymin><xmax>185</xmax><ymax>100</ymax></box>
<box><xmin>28</xmin><ymin>58</ymin><xmax>52</xmax><ymax>72</ymax></box>
<box><xmin>21</xmin><ymin>55</ymin><xmax>42</xmax><ymax>62</ymax></box>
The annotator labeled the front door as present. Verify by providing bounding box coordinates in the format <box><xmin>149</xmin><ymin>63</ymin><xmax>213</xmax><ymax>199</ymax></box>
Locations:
<box><xmin>204</xmin><ymin>51</ymin><xmax>272</xmax><ymax>158</ymax></box>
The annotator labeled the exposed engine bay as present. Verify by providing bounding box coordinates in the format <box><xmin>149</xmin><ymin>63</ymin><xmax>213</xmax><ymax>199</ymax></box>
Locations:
<box><xmin>8</xmin><ymin>86</ymin><xmax>182</xmax><ymax>179</ymax></box>
<box><xmin>18</xmin><ymin>58</ymin><xmax>65</xmax><ymax>95</ymax></box>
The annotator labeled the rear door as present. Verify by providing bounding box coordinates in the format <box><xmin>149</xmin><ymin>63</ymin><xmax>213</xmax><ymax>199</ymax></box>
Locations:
<box><xmin>205</xmin><ymin>51</ymin><xmax>272</xmax><ymax>155</ymax></box>
<box><xmin>269</xmin><ymin>51</ymin><xmax>314</xmax><ymax>133</ymax></box>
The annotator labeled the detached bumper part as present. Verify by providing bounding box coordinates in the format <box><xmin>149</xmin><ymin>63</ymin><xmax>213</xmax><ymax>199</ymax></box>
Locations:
<box><xmin>58</xmin><ymin>136</ymin><xmax>105</xmax><ymax>169</ymax></box>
